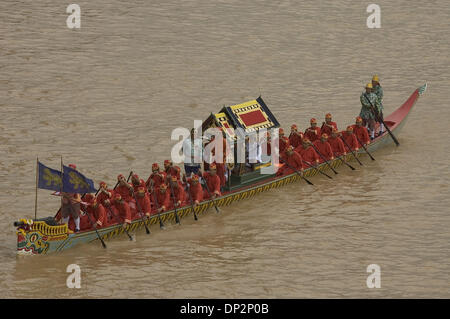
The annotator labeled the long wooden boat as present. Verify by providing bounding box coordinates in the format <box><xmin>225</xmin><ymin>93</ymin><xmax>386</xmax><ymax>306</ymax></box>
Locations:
<box><xmin>15</xmin><ymin>84</ymin><xmax>427</xmax><ymax>255</ymax></box>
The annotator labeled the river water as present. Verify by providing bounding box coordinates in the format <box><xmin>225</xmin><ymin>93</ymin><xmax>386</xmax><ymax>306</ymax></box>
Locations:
<box><xmin>0</xmin><ymin>0</ymin><xmax>449</xmax><ymax>298</ymax></box>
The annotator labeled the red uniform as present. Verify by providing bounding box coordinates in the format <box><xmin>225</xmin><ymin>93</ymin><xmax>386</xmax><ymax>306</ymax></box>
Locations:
<box><xmin>132</xmin><ymin>179</ymin><xmax>147</xmax><ymax>193</ymax></box>
<box><xmin>97</xmin><ymin>189</ymin><xmax>113</xmax><ymax>206</ymax></box>
<box><xmin>313</xmin><ymin>140</ymin><xmax>334</xmax><ymax>162</ymax></box>
<box><xmin>202</xmin><ymin>172</ymin><xmax>221</xmax><ymax>198</ymax></box>
<box><xmin>146</xmin><ymin>172</ymin><xmax>167</xmax><ymax>189</ymax></box>
<box><xmin>155</xmin><ymin>187</ymin><xmax>171</xmax><ymax>211</ymax></box>
<box><xmin>165</xmin><ymin>166</ymin><xmax>181</xmax><ymax>181</ymax></box>
<box><xmin>328</xmin><ymin>136</ymin><xmax>346</xmax><ymax>157</ymax></box>
<box><xmin>295</xmin><ymin>145</ymin><xmax>320</xmax><ymax>168</ymax></box>
<box><xmin>114</xmin><ymin>183</ymin><xmax>133</xmax><ymax>202</ymax></box>
<box><xmin>304</xmin><ymin>126</ymin><xmax>321</xmax><ymax>142</ymax></box>
<box><xmin>187</xmin><ymin>178</ymin><xmax>203</xmax><ymax>205</ymax></box>
<box><xmin>351</xmin><ymin>125</ymin><xmax>370</xmax><ymax>147</ymax></box>
<box><xmin>170</xmin><ymin>181</ymin><xmax>186</xmax><ymax>206</ymax></box>
<box><xmin>135</xmin><ymin>193</ymin><xmax>152</xmax><ymax>217</ymax></box>
<box><xmin>85</xmin><ymin>204</ymin><xmax>107</xmax><ymax>228</ymax></box>
<box><xmin>341</xmin><ymin>132</ymin><xmax>359</xmax><ymax>152</ymax></box>
<box><xmin>289</xmin><ymin>132</ymin><xmax>304</xmax><ymax>148</ymax></box>
<box><xmin>111</xmin><ymin>200</ymin><xmax>132</xmax><ymax>224</ymax></box>
<box><xmin>277</xmin><ymin>150</ymin><xmax>303</xmax><ymax>176</ymax></box>
<box><xmin>321</xmin><ymin>121</ymin><xmax>338</xmax><ymax>137</ymax></box>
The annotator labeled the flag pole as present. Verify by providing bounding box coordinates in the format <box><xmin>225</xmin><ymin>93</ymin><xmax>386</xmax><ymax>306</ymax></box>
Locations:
<box><xmin>35</xmin><ymin>157</ymin><xmax>38</xmax><ymax>220</ymax></box>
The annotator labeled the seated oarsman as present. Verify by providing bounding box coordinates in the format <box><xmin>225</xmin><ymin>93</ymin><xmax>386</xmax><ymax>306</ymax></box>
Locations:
<box><xmin>155</xmin><ymin>183</ymin><xmax>171</xmax><ymax>213</ymax></box>
<box><xmin>169</xmin><ymin>175</ymin><xmax>186</xmax><ymax>209</ymax></box>
<box><xmin>276</xmin><ymin>146</ymin><xmax>303</xmax><ymax>176</ymax></box>
<box><xmin>60</xmin><ymin>191</ymin><xmax>82</xmax><ymax>232</ymax></box>
<box><xmin>304</xmin><ymin>118</ymin><xmax>321</xmax><ymax>142</ymax></box>
<box><xmin>164</xmin><ymin>159</ymin><xmax>181</xmax><ymax>181</ymax></box>
<box><xmin>82</xmin><ymin>193</ymin><xmax>107</xmax><ymax>230</ymax></box>
<box><xmin>372</xmin><ymin>75</ymin><xmax>384</xmax><ymax>136</ymax></box>
<box><xmin>186</xmin><ymin>174</ymin><xmax>203</xmax><ymax>208</ymax></box>
<box><xmin>321</xmin><ymin>113</ymin><xmax>338</xmax><ymax>137</ymax></box>
<box><xmin>96</xmin><ymin>181</ymin><xmax>115</xmax><ymax>225</ymax></box>
<box><xmin>135</xmin><ymin>186</ymin><xmax>152</xmax><ymax>218</ymax></box>
<box><xmin>131</xmin><ymin>173</ymin><xmax>147</xmax><ymax>193</ymax></box>
<box><xmin>341</xmin><ymin>126</ymin><xmax>359</xmax><ymax>152</ymax></box>
<box><xmin>351</xmin><ymin>116</ymin><xmax>370</xmax><ymax>147</ymax></box>
<box><xmin>289</xmin><ymin>124</ymin><xmax>304</xmax><ymax>148</ymax></box>
<box><xmin>278</xmin><ymin>128</ymin><xmax>290</xmax><ymax>162</ymax></box>
<box><xmin>202</xmin><ymin>163</ymin><xmax>221</xmax><ymax>199</ymax></box>
<box><xmin>295</xmin><ymin>138</ymin><xmax>320</xmax><ymax>168</ymax></box>
<box><xmin>111</xmin><ymin>194</ymin><xmax>132</xmax><ymax>227</ymax></box>
<box><xmin>328</xmin><ymin>128</ymin><xmax>347</xmax><ymax>157</ymax></box>
<box><xmin>313</xmin><ymin>133</ymin><xmax>334</xmax><ymax>162</ymax></box>
<box><xmin>115</xmin><ymin>174</ymin><xmax>136</xmax><ymax>215</ymax></box>
<box><xmin>146</xmin><ymin>163</ymin><xmax>167</xmax><ymax>192</ymax></box>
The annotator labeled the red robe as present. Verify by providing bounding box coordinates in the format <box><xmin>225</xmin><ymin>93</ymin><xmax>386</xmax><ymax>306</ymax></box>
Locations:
<box><xmin>114</xmin><ymin>183</ymin><xmax>133</xmax><ymax>202</ymax></box>
<box><xmin>111</xmin><ymin>200</ymin><xmax>132</xmax><ymax>224</ymax></box>
<box><xmin>277</xmin><ymin>151</ymin><xmax>303</xmax><ymax>176</ymax></box>
<box><xmin>132</xmin><ymin>179</ymin><xmax>147</xmax><ymax>194</ymax></box>
<box><xmin>146</xmin><ymin>172</ymin><xmax>167</xmax><ymax>189</ymax></box>
<box><xmin>187</xmin><ymin>179</ymin><xmax>203</xmax><ymax>204</ymax></box>
<box><xmin>351</xmin><ymin>125</ymin><xmax>370</xmax><ymax>147</ymax></box>
<box><xmin>96</xmin><ymin>189</ymin><xmax>113</xmax><ymax>207</ymax></box>
<box><xmin>304</xmin><ymin>126</ymin><xmax>321</xmax><ymax>142</ymax></box>
<box><xmin>328</xmin><ymin>136</ymin><xmax>346</xmax><ymax>157</ymax></box>
<box><xmin>313</xmin><ymin>140</ymin><xmax>334</xmax><ymax>162</ymax></box>
<box><xmin>215</xmin><ymin>163</ymin><xmax>226</xmax><ymax>187</ymax></box>
<box><xmin>155</xmin><ymin>189</ymin><xmax>171</xmax><ymax>211</ymax></box>
<box><xmin>289</xmin><ymin>132</ymin><xmax>304</xmax><ymax>148</ymax></box>
<box><xmin>295</xmin><ymin>145</ymin><xmax>320</xmax><ymax>168</ymax></box>
<box><xmin>341</xmin><ymin>132</ymin><xmax>359</xmax><ymax>152</ymax></box>
<box><xmin>170</xmin><ymin>182</ymin><xmax>186</xmax><ymax>206</ymax></box>
<box><xmin>165</xmin><ymin>166</ymin><xmax>181</xmax><ymax>181</ymax></box>
<box><xmin>135</xmin><ymin>193</ymin><xmax>152</xmax><ymax>217</ymax></box>
<box><xmin>279</xmin><ymin>136</ymin><xmax>290</xmax><ymax>155</ymax></box>
<box><xmin>320</xmin><ymin>121</ymin><xmax>338</xmax><ymax>137</ymax></box>
<box><xmin>202</xmin><ymin>172</ymin><xmax>221</xmax><ymax>198</ymax></box>
<box><xmin>84</xmin><ymin>204</ymin><xmax>107</xmax><ymax>228</ymax></box>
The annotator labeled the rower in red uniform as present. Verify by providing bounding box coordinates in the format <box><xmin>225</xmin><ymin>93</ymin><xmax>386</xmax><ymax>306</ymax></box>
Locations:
<box><xmin>328</xmin><ymin>128</ymin><xmax>347</xmax><ymax>157</ymax></box>
<box><xmin>202</xmin><ymin>163</ymin><xmax>221</xmax><ymax>199</ymax></box>
<box><xmin>169</xmin><ymin>175</ymin><xmax>186</xmax><ymax>209</ymax></box>
<box><xmin>155</xmin><ymin>183</ymin><xmax>171</xmax><ymax>212</ymax></box>
<box><xmin>187</xmin><ymin>174</ymin><xmax>203</xmax><ymax>207</ymax></box>
<box><xmin>295</xmin><ymin>138</ymin><xmax>320</xmax><ymax>168</ymax></box>
<box><xmin>96</xmin><ymin>181</ymin><xmax>115</xmax><ymax>226</ymax></box>
<box><xmin>115</xmin><ymin>174</ymin><xmax>134</xmax><ymax>203</ymax></box>
<box><xmin>289</xmin><ymin>124</ymin><xmax>304</xmax><ymax>148</ymax></box>
<box><xmin>276</xmin><ymin>146</ymin><xmax>304</xmax><ymax>176</ymax></box>
<box><xmin>313</xmin><ymin>133</ymin><xmax>334</xmax><ymax>162</ymax></box>
<box><xmin>321</xmin><ymin>113</ymin><xmax>338</xmax><ymax>137</ymax></box>
<box><xmin>83</xmin><ymin>194</ymin><xmax>107</xmax><ymax>229</ymax></box>
<box><xmin>131</xmin><ymin>173</ymin><xmax>147</xmax><ymax>193</ymax></box>
<box><xmin>111</xmin><ymin>194</ymin><xmax>132</xmax><ymax>227</ymax></box>
<box><xmin>341</xmin><ymin>126</ymin><xmax>359</xmax><ymax>152</ymax></box>
<box><xmin>135</xmin><ymin>186</ymin><xmax>152</xmax><ymax>218</ymax></box>
<box><xmin>278</xmin><ymin>128</ymin><xmax>290</xmax><ymax>163</ymax></box>
<box><xmin>351</xmin><ymin>116</ymin><xmax>370</xmax><ymax>147</ymax></box>
<box><xmin>146</xmin><ymin>163</ymin><xmax>167</xmax><ymax>191</ymax></box>
<box><xmin>304</xmin><ymin>118</ymin><xmax>321</xmax><ymax>142</ymax></box>
<box><xmin>164</xmin><ymin>159</ymin><xmax>181</xmax><ymax>181</ymax></box>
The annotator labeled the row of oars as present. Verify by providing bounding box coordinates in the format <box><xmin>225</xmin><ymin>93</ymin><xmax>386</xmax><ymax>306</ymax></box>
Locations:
<box><xmin>91</xmin><ymin>170</ymin><xmax>221</xmax><ymax>249</ymax></box>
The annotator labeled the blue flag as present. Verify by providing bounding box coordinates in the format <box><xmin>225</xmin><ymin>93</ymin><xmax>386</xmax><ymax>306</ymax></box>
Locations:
<box><xmin>62</xmin><ymin>165</ymin><xmax>97</xmax><ymax>193</ymax></box>
<box><xmin>37</xmin><ymin>161</ymin><xmax>63</xmax><ymax>191</ymax></box>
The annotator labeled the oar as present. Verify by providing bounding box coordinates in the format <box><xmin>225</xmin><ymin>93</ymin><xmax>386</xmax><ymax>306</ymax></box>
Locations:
<box><xmin>310</xmin><ymin>143</ymin><xmax>338</xmax><ymax>175</ymax></box>
<box><xmin>83</xmin><ymin>209</ymin><xmax>107</xmax><ymax>249</ymax></box>
<box><xmin>130</xmin><ymin>189</ymin><xmax>151</xmax><ymax>234</ymax></box>
<box><xmin>354</xmin><ymin>134</ymin><xmax>375</xmax><ymax>161</ymax></box>
<box><xmin>279</xmin><ymin>158</ymin><xmax>314</xmax><ymax>185</ymax></box>
<box><xmin>364</xmin><ymin>93</ymin><xmax>400</xmax><ymax>146</ymax></box>
<box><xmin>335</xmin><ymin>154</ymin><xmax>356</xmax><ymax>171</ymax></box>
<box><xmin>340</xmin><ymin>133</ymin><xmax>364</xmax><ymax>166</ymax></box>
<box><xmin>105</xmin><ymin>206</ymin><xmax>134</xmax><ymax>241</ymax></box>
<box><xmin>185</xmin><ymin>184</ymin><xmax>198</xmax><ymax>221</ymax></box>
<box><xmin>168</xmin><ymin>181</ymin><xmax>181</xmax><ymax>225</ymax></box>
<box><xmin>151</xmin><ymin>188</ymin><xmax>166</xmax><ymax>229</ymax></box>
<box><xmin>303</xmin><ymin>160</ymin><xmax>333</xmax><ymax>179</ymax></box>
<box><xmin>201</xmin><ymin>176</ymin><xmax>220</xmax><ymax>214</ymax></box>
